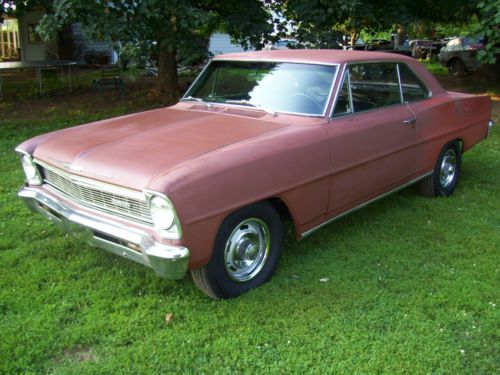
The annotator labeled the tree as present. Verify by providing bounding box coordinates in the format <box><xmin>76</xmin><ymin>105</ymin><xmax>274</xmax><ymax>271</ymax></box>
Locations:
<box><xmin>275</xmin><ymin>0</ymin><xmax>405</xmax><ymax>48</ymax></box>
<box><xmin>275</xmin><ymin>0</ymin><xmax>481</xmax><ymax>49</ymax></box>
<box><xmin>2</xmin><ymin>0</ymin><xmax>276</xmax><ymax>103</ymax></box>
<box><xmin>474</xmin><ymin>0</ymin><xmax>500</xmax><ymax>65</ymax></box>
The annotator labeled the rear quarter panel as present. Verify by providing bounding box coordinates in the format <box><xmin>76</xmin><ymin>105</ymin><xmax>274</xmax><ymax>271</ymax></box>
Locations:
<box><xmin>410</xmin><ymin>92</ymin><xmax>491</xmax><ymax>174</ymax></box>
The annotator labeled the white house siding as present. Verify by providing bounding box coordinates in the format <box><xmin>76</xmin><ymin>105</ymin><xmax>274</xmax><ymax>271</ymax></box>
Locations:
<box><xmin>208</xmin><ymin>33</ymin><xmax>253</xmax><ymax>55</ymax></box>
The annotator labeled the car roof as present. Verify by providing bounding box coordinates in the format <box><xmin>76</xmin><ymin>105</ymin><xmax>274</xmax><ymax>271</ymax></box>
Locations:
<box><xmin>211</xmin><ymin>48</ymin><xmax>447</xmax><ymax>97</ymax></box>
<box><xmin>212</xmin><ymin>49</ymin><xmax>415</xmax><ymax>65</ymax></box>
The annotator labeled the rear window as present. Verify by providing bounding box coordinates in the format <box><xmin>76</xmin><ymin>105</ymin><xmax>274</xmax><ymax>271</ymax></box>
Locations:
<box><xmin>445</xmin><ymin>38</ymin><xmax>464</xmax><ymax>51</ymax></box>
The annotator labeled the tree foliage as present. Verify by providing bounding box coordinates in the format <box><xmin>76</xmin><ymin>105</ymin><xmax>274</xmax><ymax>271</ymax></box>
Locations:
<box><xmin>2</xmin><ymin>0</ymin><xmax>276</xmax><ymax>102</ymax></box>
<box><xmin>275</xmin><ymin>0</ymin><xmax>497</xmax><ymax>64</ymax></box>
<box><xmin>276</xmin><ymin>0</ymin><xmax>480</xmax><ymax>47</ymax></box>
<box><xmin>474</xmin><ymin>0</ymin><xmax>500</xmax><ymax>64</ymax></box>
<box><xmin>277</xmin><ymin>0</ymin><xmax>404</xmax><ymax>48</ymax></box>
<box><xmin>2</xmin><ymin>0</ymin><xmax>498</xmax><ymax>94</ymax></box>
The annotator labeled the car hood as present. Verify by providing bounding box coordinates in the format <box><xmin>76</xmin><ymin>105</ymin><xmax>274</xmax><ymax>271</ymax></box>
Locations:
<box><xmin>31</xmin><ymin>107</ymin><xmax>285</xmax><ymax>190</ymax></box>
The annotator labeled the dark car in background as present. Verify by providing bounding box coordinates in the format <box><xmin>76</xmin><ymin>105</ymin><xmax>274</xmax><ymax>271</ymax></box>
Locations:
<box><xmin>409</xmin><ymin>39</ymin><xmax>445</xmax><ymax>59</ymax></box>
<box><xmin>438</xmin><ymin>36</ymin><xmax>485</xmax><ymax>77</ymax></box>
<box><xmin>364</xmin><ymin>39</ymin><xmax>392</xmax><ymax>51</ymax></box>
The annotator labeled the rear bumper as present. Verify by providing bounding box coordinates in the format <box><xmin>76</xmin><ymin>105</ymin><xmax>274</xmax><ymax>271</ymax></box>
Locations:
<box><xmin>18</xmin><ymin>186</ymin><xmax>190</xmax><ymax>280</ymax></box>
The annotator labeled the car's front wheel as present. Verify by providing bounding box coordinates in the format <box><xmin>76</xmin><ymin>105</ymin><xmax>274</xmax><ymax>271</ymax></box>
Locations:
<box><xmin>420</xmin><ymin>142</ymin><xmax>462</xmax><ymax>197</ymax></box>
<box><xmin>191</xmin><ymin>202</ymin><xmax>283</xmax><ymax>299</ymax></box>
<box><xmin>448</xmin><ymin>58</ymin><xmax>467</xmax><ymax>77</ymax></box>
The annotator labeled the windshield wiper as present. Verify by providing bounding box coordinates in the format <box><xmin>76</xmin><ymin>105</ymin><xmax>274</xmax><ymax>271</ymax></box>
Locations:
<box><xmin>225</xmin><ymin>100</ymin><xmax>276</xmax><ymax>116</ymax></box>
<box><xmin>181</xmin><ymin>96</ymin><xmax>203</xmax><ymax>103</ymax></box>
<box><xmin>181</xmin><ymin>96</ymin><xmax>213</xmax><ymax>108</ymax></box>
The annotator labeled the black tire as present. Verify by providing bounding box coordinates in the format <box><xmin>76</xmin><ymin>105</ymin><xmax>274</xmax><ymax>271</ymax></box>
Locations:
<box><xmin>448</xmin><ymin>58</ymin><xmax>467</xmax><ymax>78</ymax></box>
<box><xmin>420</xmin><ymin>142</ymin><xmax>462</xmax><ymax>197</ymax></box>
<box><xmin>191</xmin><ymin>202</ymin><xmax>283</xmax><ymax>299</ymax></box>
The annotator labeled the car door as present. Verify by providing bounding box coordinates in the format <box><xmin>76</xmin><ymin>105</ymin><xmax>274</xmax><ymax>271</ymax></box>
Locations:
<box><xmin>325</xmin><ymin>62</ymin><xmax>419</xmax><ymax>216</ymax></box>
<box><xmin>397</xmin><ymin>62</ymin><xmax>439</xmax><ymax>175</ymax></box>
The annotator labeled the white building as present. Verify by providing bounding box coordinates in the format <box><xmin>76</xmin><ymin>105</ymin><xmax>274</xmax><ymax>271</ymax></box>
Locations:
<box><xmin>1</xmin><ymin>9</ymin><xmax>115</xmax><ymax>63</ymax></box>
<box><xmin>208</xmin><ymin>33</ymin><xmax>254</xmax><ymax>55</ymax></box>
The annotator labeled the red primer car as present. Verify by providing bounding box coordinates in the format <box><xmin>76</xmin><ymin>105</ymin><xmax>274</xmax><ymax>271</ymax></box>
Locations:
<box><xmin>16</xmin><ymin>50</ymin><xmax>493</xmax><ymax>298</ymax></box>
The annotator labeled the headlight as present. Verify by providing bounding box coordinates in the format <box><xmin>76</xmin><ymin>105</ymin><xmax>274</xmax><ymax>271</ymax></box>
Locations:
<box><xmin>149</xmin><ymin>195</ymin><xmax>175</xmax><ymax>230</ymax></box>
<box><xmin>21</xmin><ymin>154</ymin><xmax>43</xmax><ymax>185</ymax></box>
<box><xmin>145</xmin><ymin>191</ymin><xmax>182</xmax><ymax>239</ymax></box>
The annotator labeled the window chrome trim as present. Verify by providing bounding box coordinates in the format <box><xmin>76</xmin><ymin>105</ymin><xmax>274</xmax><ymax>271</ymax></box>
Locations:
<box><xmin>301</xmin><ymin>171</ymin><xmax>433</xmax><ymax>238</ymax></box>
<box><xmin>397</xmin><ymin>62</ymin><xmax>433</xmax><ymax>101</ymax></box>
<box><xmin>212</xmin><ymin>58</ymin><xmax>341</xmax><ymax>67</ymax></box>
<box><xmin>396</xmin><ymin>64</ymin><xmax>404</xmax><ymax>103</ymax></box>
<box><xmin>182</xmin><ymin>60</ymin><xmax>212</xmax><ymax>100</ymax></box>
<box><xmin>329</xmin><ymin>63</ymin><xmax>346</xmax><ymax>118</ymax></box>
<box><xmin>347</xmin><ymin>69</ymin><xmax>353</xmax><ymax>113</ymax></box>
<box><xmin>181</xmin><ymin>59</ymin><xmax>340</xmax><ymax>118</ymax></box>
<box><xmin>330</xmin><ymin>66</ymin><xmax>354</xmax><ymax>118</ymax></box>
<box><xmin>329</xmin><ymin>60</ymin><xmax>433</xmax><ymax>118</ymax></box>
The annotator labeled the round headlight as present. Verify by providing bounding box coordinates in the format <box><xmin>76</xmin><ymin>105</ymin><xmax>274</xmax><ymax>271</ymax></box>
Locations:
<box><xmin>21</xmin><ymin>155</ymin><xmax>42</xmax><ymax>185</ymax></box>
<box><xmin>150</xmin><ymin>196</ymin><xmax>175</xmax><ymax>230</ymax></box>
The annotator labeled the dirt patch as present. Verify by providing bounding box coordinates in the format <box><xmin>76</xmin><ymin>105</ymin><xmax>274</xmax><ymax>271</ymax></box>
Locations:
<box><xmin>436</xmin><ymin>75</ymin><xmax>499</xmax><ymax>122</ymax></box>
<box><xmin>59</xmin><ymin>345</ymin><xmax>96</xmax><ymax>363</ymax></box>
<box><xmin>437</xmin><ymin>75</ymin><xmax>499</xmax><ymax>99</ymax></box>
<box><xmin>0</xmin><ymin>75</ymin><xmax>195</xmax><ymax>123</ymax></box>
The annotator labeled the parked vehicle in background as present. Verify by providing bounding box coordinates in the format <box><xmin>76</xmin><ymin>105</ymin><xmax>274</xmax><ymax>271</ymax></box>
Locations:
<box><xmin>364</xmin><ymin>39</ymin><xmax>392</xmax><ymax>51</ymax></box>
<box><xmin>438</xmin><ymin>36</ymin><xmax>485</xmax><ymax>77</ymax></box>
<box><xmin>267</xmin><ymin>38</ymin><xmax>298</xmax><ymax>50</ymax></box>
<box><xmin>409</xmin><ymin>40</ymin><xmax>444</xmax><ymax>59</ymax></box>
<box><xmin>16</xmin><ymin>50</ymin><xmax>493</xmax><ymax>299</ymax></box>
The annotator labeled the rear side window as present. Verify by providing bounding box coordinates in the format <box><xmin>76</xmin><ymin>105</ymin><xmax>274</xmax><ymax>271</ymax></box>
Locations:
<box><xmin>348</xmin><ymin>63</ymin><xmax>401</xmax><ymax>112</ymax></box>
<box><xmin>398</xmin><ymin>64</ymin><xmax>430</xmax><ymax>102</ymax></box>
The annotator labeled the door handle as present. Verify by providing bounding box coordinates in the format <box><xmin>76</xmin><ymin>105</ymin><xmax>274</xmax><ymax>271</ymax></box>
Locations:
<box><xmin>403</xmin><ymin>118</ymin><xmax>417</xmax><ymax>126</ymax></box>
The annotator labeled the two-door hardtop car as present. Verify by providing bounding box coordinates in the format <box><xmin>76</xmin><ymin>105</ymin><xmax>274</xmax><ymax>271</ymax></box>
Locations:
<box><xmin>16</xmin><ymin>50</ymin><xmax>493</xmax><ymax>299</ymax></box>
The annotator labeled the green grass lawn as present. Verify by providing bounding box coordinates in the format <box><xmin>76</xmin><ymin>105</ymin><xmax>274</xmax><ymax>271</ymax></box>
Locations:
<box><xmin>1</xmin><ymin>89</ymin><xmax>499</xmax><ymax>373</ymax></box>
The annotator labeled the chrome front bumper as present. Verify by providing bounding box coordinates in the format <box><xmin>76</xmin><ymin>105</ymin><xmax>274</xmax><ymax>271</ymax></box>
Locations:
<box><xmin>18</xmin><ymin>186</ymin><xmax>190</xmax><ymax>280</ymax></box>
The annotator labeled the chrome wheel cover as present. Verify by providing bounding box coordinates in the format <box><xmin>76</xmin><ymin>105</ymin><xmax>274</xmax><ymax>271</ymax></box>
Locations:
<box><xmin>440</xmin><ymin>149</ymin><xmax>457</xmax><ymax>188</ymax></box>
<box><xmin>224</xmin><ymin>218</ymin><xmax>270</xmax><ymax>282</ymax></box>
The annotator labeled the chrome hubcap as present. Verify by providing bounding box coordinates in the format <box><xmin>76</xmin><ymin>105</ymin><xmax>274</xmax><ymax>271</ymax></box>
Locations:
<box><xmin>224</xmin><ymin>218</ymin><xmax>270</xmax><ymax>282</ymax></box>
<box><xmin>440</xmin><ymin>149</ymin><xmax>457</xmax><ymax>188</ymax></box>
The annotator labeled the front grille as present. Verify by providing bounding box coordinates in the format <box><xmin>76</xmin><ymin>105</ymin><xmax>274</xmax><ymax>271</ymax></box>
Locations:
<box><xmin>39</xmin><ymin>164</ymin><xmax>152</xmax><ymax>223</ymax></box>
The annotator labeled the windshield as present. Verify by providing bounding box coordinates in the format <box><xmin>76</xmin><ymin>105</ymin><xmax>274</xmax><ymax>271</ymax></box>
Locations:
<box><xmin>184</xmin><ymin>61</ymin><xmax>338</xmax><ymax>116</ymax></box>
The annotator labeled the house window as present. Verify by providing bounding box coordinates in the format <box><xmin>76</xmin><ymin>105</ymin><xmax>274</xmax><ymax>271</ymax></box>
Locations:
<box><xmin>28</xmin><ymin>24</ymin><xmax>42</xmax><ymax>43</ymax></box>
<box><xmin>0</xmin><ymin>17</ymin><xmax>20</xmax><ymax>60</ymax></box>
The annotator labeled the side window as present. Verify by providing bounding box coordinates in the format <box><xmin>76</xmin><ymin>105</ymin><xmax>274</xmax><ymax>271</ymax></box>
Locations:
<box><xmin>348</xmin><ymin>63</ymin><xmax>401</xmax><ymax>112</ymax></box>
<box><xmin>332</xmin><ymin>71</ymin><xmax>352</xmax><ymax>116</ymax></box>
<box><xmin>398</xmin><ymin>64</ymin><xmax>430</xmax><ymax>102</ymax></box>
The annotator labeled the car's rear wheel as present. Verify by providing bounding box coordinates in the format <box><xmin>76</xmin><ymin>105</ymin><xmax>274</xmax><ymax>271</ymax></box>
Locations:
<box><xmin>420</xmin><ymin>142</ymin><xmax>462</xmax><ymax>197</ymax></box>
<box><xmin>448</xmin><ymin>58</ymin><xmax>467</xmax><ymax>77</ymax></box>
<box><xmin>191</xmin><ymin>202</ymin><xmax>283</xmax><ymax>299</ymax></box>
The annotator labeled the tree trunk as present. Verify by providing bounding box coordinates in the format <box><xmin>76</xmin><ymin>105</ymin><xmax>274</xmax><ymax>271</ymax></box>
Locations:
<box><xmin>154</xmin><ymin>41</ymin><xmax>180</xmax><ymax>104</ymax></box>
<box><xmin>57</xmin><ymin>24</ymin><xmax>74</xmax><ymax>60</ymax></box>
<box><xmin>394</xmin><ymin>24</ymin><xmax>405</xmax><ymax>49</ymax></box>
<box><xmin>350</xmin><ymin>32</ymin><xmax>358</xmax><ymax>49</ymax></box>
